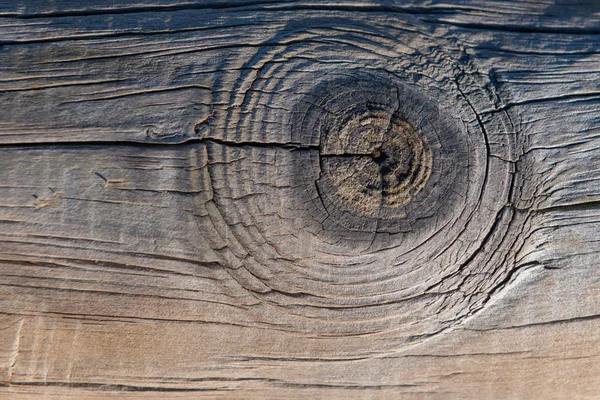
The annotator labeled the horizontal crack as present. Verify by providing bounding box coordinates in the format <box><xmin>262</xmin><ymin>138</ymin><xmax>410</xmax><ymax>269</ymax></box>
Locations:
<box><xmin>534</xmin><ymin>200</ymin><xmax>600</xmax><ymax>214</ymax></box>
<box><xmin>0</xmin><ymin>137</ymin><xmax>320</xmax><ymax>151</ymax></box>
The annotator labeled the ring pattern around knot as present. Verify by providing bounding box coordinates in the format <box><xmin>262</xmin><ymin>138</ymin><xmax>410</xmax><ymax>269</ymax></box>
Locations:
<box><xmin>199</xmin><ymin>19</ymin><xmax>520</xmax><ymax>347</ymax></box>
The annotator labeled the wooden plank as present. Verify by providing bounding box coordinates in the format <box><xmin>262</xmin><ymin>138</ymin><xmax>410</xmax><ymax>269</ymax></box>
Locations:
<box><xmin>1</xmin><ymin>1</ymin><xmax>600</xmax><ymax>398</ymax></box>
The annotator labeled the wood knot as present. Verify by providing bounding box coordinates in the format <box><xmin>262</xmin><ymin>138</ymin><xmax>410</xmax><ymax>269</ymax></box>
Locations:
<box><xmin>291</xmin><ymin>73</ymin><xmax>464</xmax><ymax>234</ymax></box>
<box><xmin>205</xmin><ymin>58</ymin><xmax>517</xmax><ymax>342</ymax></box>
<box><xmin>321</xmin><ymin>111</ymin><xmax>432</xmax><ymax>217</ymax></box>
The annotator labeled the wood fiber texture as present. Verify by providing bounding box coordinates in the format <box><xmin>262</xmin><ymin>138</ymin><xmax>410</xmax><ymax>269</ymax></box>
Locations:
<box><xmin>1</xmin><ymin>1</ymin><xmax>600</xmax><ymax>398</ymax></box>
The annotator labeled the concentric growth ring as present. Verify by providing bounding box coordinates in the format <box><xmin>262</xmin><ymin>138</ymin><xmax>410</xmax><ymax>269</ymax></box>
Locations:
<box><xmin>200</xmin><ymin>19</ymin><xmax>519</xmax><ymax>346</ymax></box>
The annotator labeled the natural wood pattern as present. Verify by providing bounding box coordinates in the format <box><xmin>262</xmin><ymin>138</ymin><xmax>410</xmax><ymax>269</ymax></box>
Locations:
<box><xmin>1</xmin><ymin>1</ymin><xmax>600</xmax><ymax>398</ymax></box>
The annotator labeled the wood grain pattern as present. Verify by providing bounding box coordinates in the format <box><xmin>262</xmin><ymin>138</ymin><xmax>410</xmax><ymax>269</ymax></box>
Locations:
<box><xmin>1</xmin><ymin>1</ymin><xmax>600</xmax><ymax>398</ymax></box>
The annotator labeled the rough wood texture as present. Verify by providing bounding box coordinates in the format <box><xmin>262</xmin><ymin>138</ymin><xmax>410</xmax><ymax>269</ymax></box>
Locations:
<box><xmin>1</xmin><ymin>1</ymin><xmax>600</xmax><ymax>398</ymax></box>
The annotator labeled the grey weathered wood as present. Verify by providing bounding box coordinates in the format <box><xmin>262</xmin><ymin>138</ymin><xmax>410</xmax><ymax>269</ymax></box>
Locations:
<box><xmin>1</xmin><ymin>1</ymin><xmax>600</xmax><ymax>398</ymax></box>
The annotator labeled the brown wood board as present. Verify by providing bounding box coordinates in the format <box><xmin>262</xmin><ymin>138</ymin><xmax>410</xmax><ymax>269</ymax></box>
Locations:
<box><xmin>1</xmin><ymin>1</ymin><xmax>600</xmax><ymax>398</ymax></box>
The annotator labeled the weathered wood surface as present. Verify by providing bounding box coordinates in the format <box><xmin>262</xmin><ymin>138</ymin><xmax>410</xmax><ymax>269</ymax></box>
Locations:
<box><xmin>1</xmin><ymin>1</ymin><xmax>600</xmax><ymax>398</ymax></box>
